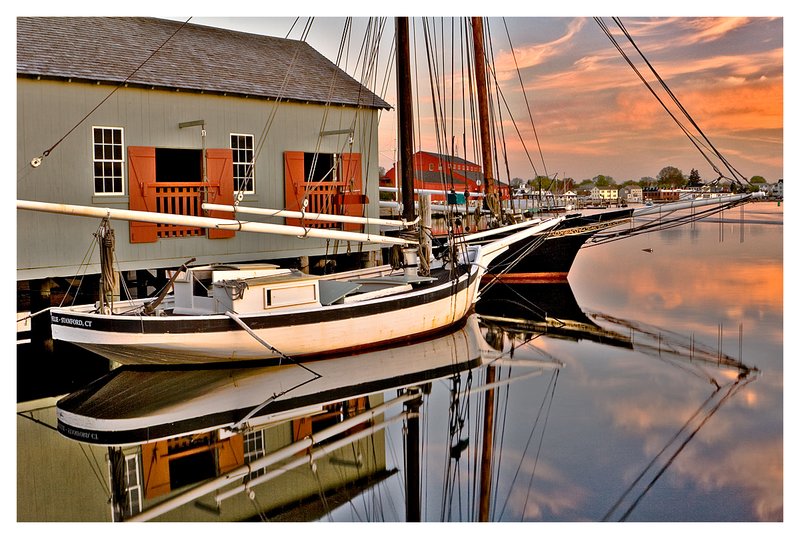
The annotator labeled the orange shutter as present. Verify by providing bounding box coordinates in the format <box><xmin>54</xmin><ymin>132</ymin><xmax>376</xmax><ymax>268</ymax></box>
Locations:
<box><xmin>284</xmin><ymin>151</ymin><xmax>306</xmax><ymax>227</ymax></box>
<box><xmin>340</xmin><ymin>153</ymin><xmax>366</xmax><ymax>232</ymax></box>
<box><xmin>141</xmin><ymin>441</ymin><xmax>171</xmax><ymax>499</ymax></box>
<box><xmin>205</xmin><ymin>148</ymin><xmax>236</xmax><ymax>239</ymax></box>
<box><xmin>217</xmin><ymin>434</ymin><xmax>244</xmax><ymax>474</ymax></box>
<box><xmin>128</xmin><ymin>146</ymin><xmax>158</xmax><ymax>243</ymax></box>
<box><xmin>293</xmin><ymin>417</ymin><xmax>313</xmax><ymax>442</ymax></box>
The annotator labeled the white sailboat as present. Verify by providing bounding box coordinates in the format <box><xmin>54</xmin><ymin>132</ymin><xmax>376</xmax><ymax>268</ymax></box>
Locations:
<box><xmin>17</xmin><ymin>17</ymin><xmax>561</xmax><ymax>365</ymax></box>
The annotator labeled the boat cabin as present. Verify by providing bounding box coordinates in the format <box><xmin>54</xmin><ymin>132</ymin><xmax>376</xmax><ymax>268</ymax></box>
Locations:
<box><xmin>169</xmin><ymin>263</ymin><xmax>428</xmax><ymax>316</ymax></box>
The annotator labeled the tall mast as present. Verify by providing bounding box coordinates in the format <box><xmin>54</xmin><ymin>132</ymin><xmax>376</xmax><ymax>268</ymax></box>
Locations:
<box><xmin>478</xmin><ymin>364</ymin><xmax>496</xmax><ymax>521</ymax></box>
<box><xmin>396</xmin><ymin>20</ymin><xmax>423</xmax><ymax>522</ymax></box>
<box><xmin>472</xmin><ymin>16</ymin><xmax>498</xmax><ymax>522</ymax></box>
<box><xmin>471</xmin><ymin>17</ymin><xmax>501</xmax><ymax>222</ymax></box>
<box><xmin>396</xmin><ymin>17</ymin><xmax>416</xmax><ymax>224</ymax></box>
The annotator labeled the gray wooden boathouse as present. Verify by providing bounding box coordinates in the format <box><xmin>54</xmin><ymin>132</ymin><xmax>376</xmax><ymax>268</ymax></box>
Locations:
<box><xmin>17</xmin><ymin>17</ymin><xmax>391</xmax><ymax>311</ymax></box>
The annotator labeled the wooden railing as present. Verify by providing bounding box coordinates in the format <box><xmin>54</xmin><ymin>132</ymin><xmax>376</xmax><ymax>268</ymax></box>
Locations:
<box><xmin>154</xmin><ymin>182</ymin><xmax>204</xmax><ymax>238</ymax></box>
<box><xmin>303</xmin><ymin>184</ymin><xmax>340</xmax><ymax>229</ymax></box>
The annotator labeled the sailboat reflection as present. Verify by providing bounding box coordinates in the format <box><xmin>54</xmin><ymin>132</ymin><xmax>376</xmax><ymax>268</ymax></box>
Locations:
<box><xmin>56</xmin><ymin>313</ymin><xmax>561</xmax><ymax>521</ymax></box>
<box><xmin>53</xmin><ymin>282</ymin><xmax>757</xmax><ymax>522</ymax></box>
<box><xmin>477</xmin><ymin>282</ymin><xmax>756</xmax><ymax>375</ymax></box>
<box><xmin>476</xmin><ymin>282</ymin><xmax>759</xmax><ymax>521</ymax></box>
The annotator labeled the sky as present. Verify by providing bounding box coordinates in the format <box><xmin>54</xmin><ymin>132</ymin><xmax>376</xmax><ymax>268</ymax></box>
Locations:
<box><xmin>4</xmin><ymin>3</ymin><xmax>786</xmax><ymax>187</ymax></box>
<box><xmin>170</xmin><ymin>11</ymin><xmax>785</xmax><ymax>187</ymax></box>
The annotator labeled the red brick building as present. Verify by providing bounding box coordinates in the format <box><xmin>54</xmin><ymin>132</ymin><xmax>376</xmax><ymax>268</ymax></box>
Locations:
<box><xmin>382</xmin><ymin>151</ymin><xmax>485</xmax><ymax>202</ymax></box>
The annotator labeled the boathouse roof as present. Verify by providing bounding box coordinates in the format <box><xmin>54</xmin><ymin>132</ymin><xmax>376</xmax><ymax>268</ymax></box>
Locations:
<box><xmin>16</xmin><ymin>17</ymin><xmax>391</xmax><ymax>110</ymax></box>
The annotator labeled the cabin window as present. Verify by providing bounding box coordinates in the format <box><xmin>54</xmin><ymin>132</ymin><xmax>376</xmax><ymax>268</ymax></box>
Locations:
<box><xmin>92</xmin><ymin>126</ymin><xmax>125</xmax><ymax>195</ymax></box>
<box><xmin>231</xmin><ymin>133</ymin><xmax>255</xmax><ymax>194</ymax></box>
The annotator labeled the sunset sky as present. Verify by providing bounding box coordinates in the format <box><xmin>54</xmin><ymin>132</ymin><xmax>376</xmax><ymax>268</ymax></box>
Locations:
<box><xmin>179</xmin><ymin>10</ymin><xmax>784</xmax><ymax>186</ymax></box>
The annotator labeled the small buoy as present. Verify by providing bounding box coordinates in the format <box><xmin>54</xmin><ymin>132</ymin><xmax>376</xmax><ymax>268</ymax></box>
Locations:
<box><xmin>642</xmin><ymin>248</ymin><xmax>653</xmax><ymax>253</ymax></box>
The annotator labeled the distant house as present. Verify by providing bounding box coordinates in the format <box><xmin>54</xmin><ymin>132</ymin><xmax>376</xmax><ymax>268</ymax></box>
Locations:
<box><xmin>622</xmin><ymin>186</ymin><xmax>643</xmax><ymax>203</ymax></box>
<box><xmin>590</xmin><ymin>186</ymin><xmax>619</xmax><ymax>202</ymax></box>
<box><xmin>17</xmin><ymin>17</ymin><xmax>390</xmax><ymax>296</ymax></box>
<box><xmin>772</xmin><ymin>179</ymin><xmax>784</xmax><ymax>199</ymax></box>
<box><xmin>643</xmin><ymin>187</ymin><xmax>680</xmax><ymax>203</ymax></box>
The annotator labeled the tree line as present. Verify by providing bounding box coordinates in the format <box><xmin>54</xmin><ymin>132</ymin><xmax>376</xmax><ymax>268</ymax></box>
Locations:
<box><xmin>512</xmin><ymin>166</ymin><xmax>772</xmax><ymax>193</ymax></box>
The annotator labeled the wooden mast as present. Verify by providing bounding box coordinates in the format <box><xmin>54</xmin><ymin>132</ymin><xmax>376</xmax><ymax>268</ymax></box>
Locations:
<box><xmin>473</xmin><ymin>16</ymin><xmax>498</xmax><ymax>522</ymax></box>
<box><xmin>396</xmin><ymin>17</ymin><xmax>416</xmax><ymax>225</ymax></box>
<box><xmin>471</xmin><ymin>17</ymin><xmax>502</xmax><ymax>223</ymax></box>
<box><xmin>396</xmin><ymin>17</ymin><xmax>422</xmax><ymax>522</ymax></box>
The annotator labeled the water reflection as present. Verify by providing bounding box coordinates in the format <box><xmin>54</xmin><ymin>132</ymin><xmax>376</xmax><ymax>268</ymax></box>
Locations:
<box><xmin>17</xmin><ymin>204</ymin><xmax>782</xmax><ymax>522</ymax></box>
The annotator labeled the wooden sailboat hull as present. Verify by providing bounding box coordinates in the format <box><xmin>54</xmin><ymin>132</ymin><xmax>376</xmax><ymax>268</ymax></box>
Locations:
<box><xmin>49</xmin><ymin>266</ymin><xmax>481</xmax><ymax>365</ymax></box>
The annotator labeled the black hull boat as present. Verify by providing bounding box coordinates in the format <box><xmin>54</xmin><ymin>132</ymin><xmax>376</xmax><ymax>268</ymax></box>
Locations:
<box><xmin>475</xmin><ymin>193</ymin><xmax>761</xmax><ymax>284</ymax></box>
<box><xmin>473</xmin><ymin>208</ymin><xmax>634</xmax><ymax>283</ymax></box>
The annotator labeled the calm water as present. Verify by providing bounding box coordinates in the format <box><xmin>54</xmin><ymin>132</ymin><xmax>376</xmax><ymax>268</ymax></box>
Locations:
<box><xmin>16</xmin><ymin>202</ymin><xmax>783</xmax><ymax>523</ymax></box>
<box><xmin>332</xmin><ymin>201</ymin><xmax>784</xmax><ymax>522</ymax></box>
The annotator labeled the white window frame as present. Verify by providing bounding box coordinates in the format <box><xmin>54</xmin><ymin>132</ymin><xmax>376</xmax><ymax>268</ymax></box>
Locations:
<box><xmin>243</xmin><ymin>429</ymin><xmax>266</xmax><ymax>479</ymax></box>
<box><xmin>230</xmin><ymin>133</ymin><xmax>255</xmax><ymax>195</ymax></box>
<box><xmin>92</xmin><ymin>126</ymin><xmax>125</xmax><ymax>195</ymax></box>
<box><xmin>124</xmin><ymin>453</ymin><xmax>143</xmax><ymax>517</ymax></box>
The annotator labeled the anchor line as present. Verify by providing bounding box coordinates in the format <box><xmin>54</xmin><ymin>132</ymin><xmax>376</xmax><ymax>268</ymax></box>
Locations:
<box><xmin>19</xmin><ymin>411</ymin><xmax>111</xmax><ymax>499</ymax></box>
<box><xmin>17</xmin><ymin>411</ymin><xmax>59</xmax><ymax>433</ymax></box>
<box><xmin>225</xmin><ymin>311</ymin><xmax>322</xmax><ymax>378</ymax></box>
<box><xmin>232</xmin><ymin>375</ymin><xmax>323</xmax><ymax>431</ymax></box>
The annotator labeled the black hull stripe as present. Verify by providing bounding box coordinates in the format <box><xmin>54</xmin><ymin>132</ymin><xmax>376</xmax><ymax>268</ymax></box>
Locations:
<box><xmin>52</xmin><ymin>267</ymin><xmax>474</xmax><ymax>335</ymax></box>
<box><xmin>56</xmin><ymin>356</ymin><xmax>484</xmax><ymax>446</ymax></box>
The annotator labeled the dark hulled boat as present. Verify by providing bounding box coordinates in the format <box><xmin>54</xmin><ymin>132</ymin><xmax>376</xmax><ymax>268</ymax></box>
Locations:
<box><xmin>474</xmin><ymin>208</ymin><xmax>634</xmax><ymax>283</ymax></box>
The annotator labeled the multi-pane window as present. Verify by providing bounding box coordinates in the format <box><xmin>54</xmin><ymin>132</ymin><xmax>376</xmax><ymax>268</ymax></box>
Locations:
<box><xmin>92</xmin><ymin>126</ymin><xmax>124</xmax><ymax>195</ymax></box>
<box><xmin>123</xmin><ymin>453</ymin><xmax>142</xmax><ymax>518</ymax></box>
<box><xmin>231</xmin><ymin>134</ymin><xmax>255</xmax><ymax>194</ymax></box>
<box><xmin>243</xmin><ymin>430</ymin><xmax>266</xmax><ymax>480</ymax></box>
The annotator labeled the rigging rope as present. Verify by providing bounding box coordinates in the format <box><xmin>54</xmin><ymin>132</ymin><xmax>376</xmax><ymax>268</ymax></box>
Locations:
<box><xmin>612</xmin><ymin>17</ymin><xmax>750</xmax><ymax>186</ymax></box>
<box><xmin>494</xmin><ymin>368</ymin><xmax>559</xmax><ymax>520</ymax></box>
<box><xmin>26</xmin><ymin>17</ymin><xmax>194</xmax><ymax>170</ymax></box>
<box><xmin>587</xmin><ymin>198</ymin><xmax>751</xmax><ymax>246</ymax></box>
<box><xmin>593</xmin><ymin>17</ymin><xmax>750</xmax><ymax>188</ymax></box>
<box><xmin>603</xmin><ymin>376</ymin><xmax>756</xmax><ymax>521</ymax></box>
<box><xmin>502</xmin><ymin>18</ymin><xmax>549</xmax><ymax>180</ymax></box>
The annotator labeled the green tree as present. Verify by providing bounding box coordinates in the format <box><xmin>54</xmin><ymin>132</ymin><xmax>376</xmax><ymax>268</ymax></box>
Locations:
<box><xmin>657</xmin><ymin>166</ymin><xmax>685</xmax><ymax>188</ymax></box>
<box><xmin>639</xmin><ymin>176</ymin><xmax>656</xmax><ymax>187</ymax></box>
<box><xmin>750</xmin><ymin>176</ymin><xmax>766</xmax><ymax>184</ymax></box>
<box><xmin>527</xmin><ymin>175</ymin><xmax>551</xmax><ymax>191</ymax></box>
<box><xmin>687</xmin><ymin>168</ymin><xmax>703</xmax><ymax>187</ymax></box>
<box><xmin>594</xmin><ymin>174</ymin><xmax>615</xmax><ymax>187</ymax></box>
